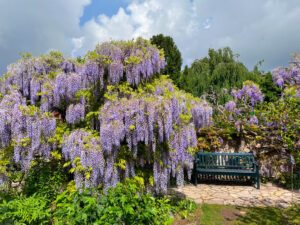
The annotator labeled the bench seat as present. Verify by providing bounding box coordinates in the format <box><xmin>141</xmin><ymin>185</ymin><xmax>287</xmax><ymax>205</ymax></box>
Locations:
<box><xmin>196</xmin><ymin>169</ymin><xmax>256</xmax><ymax>174</ymax></box>
<box><xmin>194</xmin><ymin>152</ymin><xmax>260</xmax><ymax>189</ymax></box>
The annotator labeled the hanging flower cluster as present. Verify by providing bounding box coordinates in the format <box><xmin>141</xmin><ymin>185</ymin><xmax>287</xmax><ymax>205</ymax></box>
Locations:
<box><xmin>62</xmin><ymin>129</ymin><xmax>105</xmax><ymax>189</ymax></box>
<box><xmin>0</xmin><ymin>38</ymin><xmax>165</xmax><ymax>118</ymax></box>
<box><xmin>95</xmin><ymin>39</ymin><xmax>166</xmax><ymax>86</ymax></box>
<box><xmin>66</xmin><ymin>103</ymin><xmax>85</xmax><ymax>125</ymax></box>
<box><xmin>98</xmin><ymin>77</ymin><xmax>212</xmax><ymax>192</ymax></box>
<box><xmin>0</xmin><ymin>89</ymin><xmax>26</xmax><ymax>148</ymax></box>
<box><xmin>224</xmin><ymin>100</ymin><xmax>236</xmax><ymax>112</ymax></box>
<box><xmin>272</xmin><ymin>54</ymin><xmax>300</xmax><ymax>96</ymax></box>
<box><xmin>231</xmin><ymin>81</ymin><xmax>264</xmax><ymax>107</ymax></box>
<box><xmin>0</xmin><ymin>89</ymin><xmax>56</xmax><ymax>171</ymax></box>
<box><xmin>222</xmin><ymin>81</ymin><xmax>264</xmax><ymax>129</ymax></box>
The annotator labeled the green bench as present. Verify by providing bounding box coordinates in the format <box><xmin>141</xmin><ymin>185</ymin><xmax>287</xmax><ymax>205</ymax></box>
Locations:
<box><xmin>194</xmin><ymin>152</ymin><xmax>260</xmax><ymax>189</ymax></box>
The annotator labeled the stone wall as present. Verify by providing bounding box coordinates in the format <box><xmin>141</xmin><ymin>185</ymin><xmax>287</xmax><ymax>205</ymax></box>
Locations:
<box><xmin>216</xmin><ymin>140</ymin><xmax>292</xmax><ymax>179</ymax></box>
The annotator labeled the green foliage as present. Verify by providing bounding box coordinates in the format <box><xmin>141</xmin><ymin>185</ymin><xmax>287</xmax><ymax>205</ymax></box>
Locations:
<box><xmin>19</xmin><ymin>52</ymin><xmax>32</xmax><ymax>60</ymax></box>
<box><xmin>41</xmin><ymin>50</ymin><xmax>64</xmax><ymax>70</ymax></box>
<box><xmin>23</xmin><ymin>160</ymin><xmax>68</xmax><ymax>200</ymax></box>
<box><xmin>284</xmin><ymin>204</ymin><xmax>300</xmax><ymax>225</ymax></box>
<box><xmin>259</xmin><ymin>96</ymin><xmax>300</xmax><ymax>158</ymax></box>
<box><xmin>0</xmin><ymin>194</ymin><xmax>50</xmax><ymax>225</ymax></box>
<box><xmin>278</xmin><ymin>172</ymin><xmax>300</xmax><ymax>189</ymax></box>
<box><xmin>53</xmin><ymin>178</ymin><xmax>175</xmax><ymax>225</ymax></box>
<box><xmin>258</xmin><ymin>72</ymin><xmax>281</xmax><ymax>102</ymax></box>
<box><xmin>95</xmin><ymin>178</ymin><xmax>173</xmax><ymax>225</ymax></box>
<box><xmin>53</xmin><ymin>188</ymin><xmax>102</xmax><ymax>225</ymax></box>
<box><xmin>151</xmin><ymin>34</ymin><xmax>182</xmax><ymax>84</ymax></box>
<box><xmin>3</xmin><ymin>178</ymin><xmax>196</xmax><ymax>225</ymax></box>
<box><xmin>48</xmin><ymin>123</ymin><xmax>70</xmax><ymax>148</ymax></box>
<box><xmin>180</xmin><ymin>47</ymin><xmax>261</xmax><ymax>104</ymax></box>
<box><xmin>170</xmin><ymin>197</ymin><xmax>197</xmax><ymax>219</ymax></box>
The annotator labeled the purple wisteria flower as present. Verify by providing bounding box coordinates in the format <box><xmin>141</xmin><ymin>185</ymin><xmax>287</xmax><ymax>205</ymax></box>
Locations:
<box><xmin>62</xmin><ymin>129</ymin><xmax>105</xmax><ymax>189</ymax></box>
<box><xmin>99</xmin><ymin>79</ymin><xmax>212</xmax><ymax>192</ymax></box>
<box><xmin>232</xmin><ymin>82</ymin><xmax>264</xmax><ymax>106</ymax></box>
<box><xmin>224</xmin><ymin>100</ymin><xmax>236</xmax><ymax>112</ymax></box>
<box><xmin>249</xmin><ymin>115</ymin><xmax>258</xmax><ymax>125</ymax></box>
<box><xmin>0</xmin><ymin>90</ymin><xmax>56</xmax><ymax>171</ymax></box>
<box><xmin>272</xmin><ymin>55</ymin><xmax>300</xmax><ymax>89</ymax></box>
<box><xmin>66</xmin><ymin>103</ymin><xmax>85</xmax><ymax>125</ymax></box>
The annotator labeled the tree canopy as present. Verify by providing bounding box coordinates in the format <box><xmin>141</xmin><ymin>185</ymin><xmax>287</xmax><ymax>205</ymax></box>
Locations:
<box><xmin>150</xmin><ymin>34</ymin><xmax>182</xmax><ymax>84</ymax></box>
<box><xmin>179</xmin><ymin>47</ymin><xmax>262</xmax><ymax>104</ymax></box>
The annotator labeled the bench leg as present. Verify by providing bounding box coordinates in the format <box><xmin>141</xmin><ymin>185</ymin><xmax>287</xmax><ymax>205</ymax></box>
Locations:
<box><xmin>256</xmin><ymin>175</ymin><xmax>260</xmax><ymax>189</ymax></box>
<box><xmin>195</xmin><ymin>174</ymin><xmax>197</xmax><ymax>186</ymax></box>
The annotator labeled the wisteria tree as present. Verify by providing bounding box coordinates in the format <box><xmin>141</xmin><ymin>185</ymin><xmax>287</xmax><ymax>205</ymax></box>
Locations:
<box><xmin>0</xmin><ymin>38</ymin><xmax>212</xmax><ymax>193</ymax></box>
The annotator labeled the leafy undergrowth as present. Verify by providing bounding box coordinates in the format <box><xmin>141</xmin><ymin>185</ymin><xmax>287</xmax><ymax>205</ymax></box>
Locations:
<box><xmin>1</xmin><ymin>172</ymin><xmax>299</xmax><ymax>225</ymax></box>
<box><xmin>173</xmin><ymin>203</ymin><xmax>300</xmax><ymax>225</ymax></box>
<box><xmin>0</xmin><ymin>178</ymin><xmax>198</xmax><ymax>225</ymax></box>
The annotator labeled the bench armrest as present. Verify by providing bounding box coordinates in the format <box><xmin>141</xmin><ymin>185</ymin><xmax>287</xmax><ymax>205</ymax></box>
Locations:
<box><xmin>252</xmin><ymin>162</ymin><xmax>259</xmax><ymax>172</ymax></box>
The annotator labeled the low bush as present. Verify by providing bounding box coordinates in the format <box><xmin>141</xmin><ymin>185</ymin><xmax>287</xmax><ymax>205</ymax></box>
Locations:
<box><xmin>53</xmin><ymin>178</ymin><xmax>174</xmax><ymax>225</ymax></box>
<box><xmin>0</xmin><ymin>194</ymin><xmax>50</xmax><ymax>225</ymax></box>
<box><xmin>0</xmin><ymin>177</ymin><xmax>197</xmax><ymax>224</ymax></box>
<box><xmin>23</xmin><ymin>160</ymin><xmax>68</xmax><ymax>200</ymax></box>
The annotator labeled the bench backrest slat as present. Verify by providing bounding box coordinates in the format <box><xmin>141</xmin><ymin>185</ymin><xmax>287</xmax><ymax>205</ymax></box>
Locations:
<box><xmin>195</xmin><ymin>152</ymin><xmax>255</xmax><ymax>170</ymax></box>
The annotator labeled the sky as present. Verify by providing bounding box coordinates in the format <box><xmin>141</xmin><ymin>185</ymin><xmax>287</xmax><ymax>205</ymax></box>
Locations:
<box><xmin>0</xmin><ymin>0</ymin><xmax>300</xmax><ymax>74</ymax></box>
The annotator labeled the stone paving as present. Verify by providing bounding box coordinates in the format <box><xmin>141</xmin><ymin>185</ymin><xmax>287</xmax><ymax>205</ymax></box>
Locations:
<box><xmin>169</xmin><ymin>183</ymin><xmax>300</xmax><ymax>208</ymax></box>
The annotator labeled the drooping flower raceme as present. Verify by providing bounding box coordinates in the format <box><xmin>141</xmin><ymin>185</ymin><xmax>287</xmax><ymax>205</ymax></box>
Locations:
<box><xmin>272</xmin><ymin>54</ymin><xmax>300</xmax><ymax>97</ymax></box>
<box><xmin>96</xmin><ymin>38</ymin><xmax>166</xmax><ymax>86</ymax></box>
<box><xmin>99</xmin><ymin>77</ymin><xmax>212</xmax><ymax>192</ymax></box>
<box><xmin>224</xmin><ymin>101</ymin><xmax>236</xmax><ymax>112</ymax></box>
<box><xmin>62</xmin><ymin>129</ymin><xmax>105</xmax><ymax>189</ymax></box>
<box><xmin>224</xmin><ymin>81</ymin><xmax>263</xmax><ymax>128</ymax></box>
<box><xmin>231</xmin><ymin>81</ymin><xmax>264</xmax><ymax>107</ymax></box>
<box><xmin>0</xmin><ymin>89</ymin><xmax>26</xmax><ymax>148</ymax></box>
<box><xmin>0</xmin><ymin>39</ymin><xmax>166</xmax><ymax>114</ymax></box>
<box><xmin>0</xmin><ymin>89</ymin><xmax>56</xmax><ymax>171</ymax></box>
<box><xmin>66</xmin><ymin>103</ymin><xmax>85</xmax><ymax>125</ymax></box>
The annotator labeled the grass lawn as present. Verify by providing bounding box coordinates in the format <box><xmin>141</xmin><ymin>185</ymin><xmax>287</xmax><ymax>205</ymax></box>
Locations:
<box><xmin>173</xmin><ymin>204</ymin><xmax>300</xmax><ymax>225</ymax></box>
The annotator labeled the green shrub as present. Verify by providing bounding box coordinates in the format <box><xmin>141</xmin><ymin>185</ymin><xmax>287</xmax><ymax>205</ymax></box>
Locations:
<box><xmin>0</xmin><ymin>194</ymin><xmax>50</xmax><ymax>225</ymax></box>
<box><xmin>96</xmin><ymin>179</ymin><xmax>173</xmax><ymax>225</ymax></box>
<box><xmin>53</xmin><ymin>178</ymin><xmax>174</xmax><ymax>225</ymax></box>
<box><xmin>278</xmin><ymin>172</ymin><xmax>300</xmax><ymax>189</ymax></box>
<box><xmin>23</xmin><ymin>160</ymin><xmax>68</xmax><ymax>200</ymax></box>
<box><xmin>170</xmin><ymin>197</ymin><xmax>197</xmax><ymax>219</ymax></box>
<box><xmin>53</xmin><ymin>188</ymin><xmax>102</xmax><ymax>225</ymax></box>
<box><xmin>0</xmin><ymin>178</ymin><xmax>197</xmax><ymax>224</ymax></box>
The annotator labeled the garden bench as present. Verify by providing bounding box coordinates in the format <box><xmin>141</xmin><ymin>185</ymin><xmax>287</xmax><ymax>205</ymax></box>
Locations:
<box><xmin>194</xmin><ymin>152</ymin><xmax>260</xmax><ymax>189</ymax></box>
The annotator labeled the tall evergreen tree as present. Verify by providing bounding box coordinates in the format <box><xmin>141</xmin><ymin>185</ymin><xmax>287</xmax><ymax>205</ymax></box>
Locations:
<box><xmin>150</xmin><ymin>34</ymin><xmax>182</xmax><ymax>84</ymax></box>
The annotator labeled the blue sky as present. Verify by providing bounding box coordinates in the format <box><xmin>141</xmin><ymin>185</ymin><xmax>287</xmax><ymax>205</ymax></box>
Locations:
<box><xmin>0</xmin><ymin>0</ymin><xmax>300</xmax><ymax>74</ymax></box>
<box><xmin>80</xmin><ymin>0</ymin><xmax>129</xmax><ymax>25</ymax></box>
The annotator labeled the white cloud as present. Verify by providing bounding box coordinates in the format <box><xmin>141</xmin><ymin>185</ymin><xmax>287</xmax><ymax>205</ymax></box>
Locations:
<box><xmin>75</xmin><ymin>0</ymin><xmax>300</xmax><ymax>70</ymax></box>
<box><xmin>202</xmin><ymin>17</ymin><xmax>213</xmax><ymax>30</ymax></box>
<box><xmin>71</xmin><ymin>37</ymin><xmax>85</xmax><ymax>57</ymax></box>
<box><xmin>0</xmin><ymin>0</ymin><xmax>90</xmax><ymax>73</ymax></box>
<box><xmin>1</xmin><ymin>0</ymin><xmax>300</xmax><ymax>73</ymax></box>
